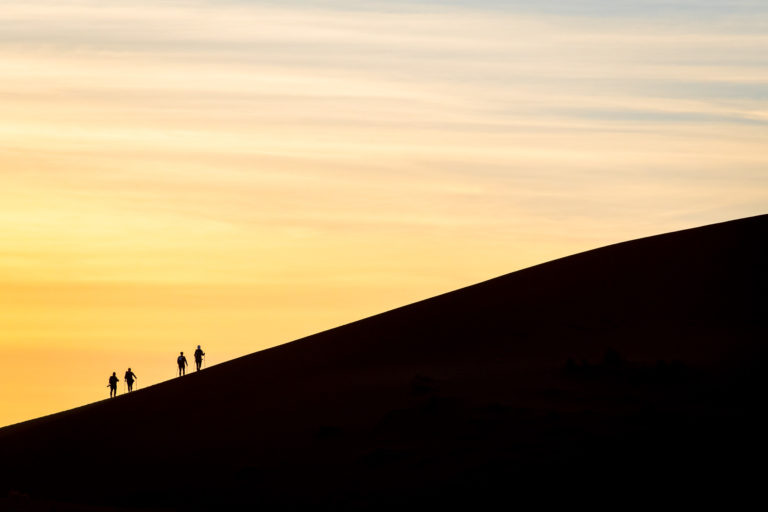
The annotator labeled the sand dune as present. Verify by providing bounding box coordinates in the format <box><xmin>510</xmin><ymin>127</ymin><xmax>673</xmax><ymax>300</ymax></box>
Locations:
<box><xmin>1</xmin><ymin>214</ymin><xmax>766</xmax><ymax>510</ymax></box>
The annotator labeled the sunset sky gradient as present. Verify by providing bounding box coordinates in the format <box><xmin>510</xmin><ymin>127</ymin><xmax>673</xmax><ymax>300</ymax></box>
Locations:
<box><xmin>1</xmin><ymin>0</ymin><xmax>767</xmax><ymax>426</ymax></box>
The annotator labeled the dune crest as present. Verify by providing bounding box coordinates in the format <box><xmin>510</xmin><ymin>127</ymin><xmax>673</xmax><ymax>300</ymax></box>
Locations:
<box><xmin>1</xmin><ymin>214</ymin><xmax>766</xmax><ymax>510</ymax></box>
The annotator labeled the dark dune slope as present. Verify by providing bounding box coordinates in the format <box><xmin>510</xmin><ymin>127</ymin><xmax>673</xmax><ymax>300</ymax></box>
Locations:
<box><xmin>1</xmin><ymin>214</ymin><xmax>766</xmax><ymax>510</ymax></box>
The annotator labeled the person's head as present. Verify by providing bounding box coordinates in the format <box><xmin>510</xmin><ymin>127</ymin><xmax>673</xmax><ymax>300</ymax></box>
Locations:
<box><xmin>180</xmin><ymin>351</ymin><xmax>184</xmax><ymax>355</ymax></box>
<box><xmin>197</xmin><ymin>345</ymin><xmax>201</xmax><ymax>349</ymax></box>
<box><xmin>128</xmin><ymin>368</ymin><xmax>131</xmax><ymax>371</ymax></box>
<box><xmin>112</xmin><ymin>372</ymin><xmax>116</xmax><ymax>376</ymax></box>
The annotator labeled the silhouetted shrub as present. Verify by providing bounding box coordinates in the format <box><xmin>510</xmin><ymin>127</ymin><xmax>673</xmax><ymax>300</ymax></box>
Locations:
<box><xmin>603</xmin><ymin>348</ymin><xmax>623</xmax><ymax>367</ymax></box>
<box><xmin>421</xmin><ymin>395</ymin><xmax>460</xmax><ymax>414</ymax></box>
<box><xmin>561</xmin><ymin>357</ymin><xmax>592</xmax><ymax>377</ymax></box>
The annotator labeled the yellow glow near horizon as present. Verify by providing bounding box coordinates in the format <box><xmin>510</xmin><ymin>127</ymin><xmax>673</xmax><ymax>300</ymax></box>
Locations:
<box><xmin>1</xmin><ymin>0</ymin><xmax>766</xmax><ymax>427</ymax></box>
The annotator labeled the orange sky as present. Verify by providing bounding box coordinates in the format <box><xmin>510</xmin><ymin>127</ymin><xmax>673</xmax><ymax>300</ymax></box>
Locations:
<box><xmin>1</xmin><ymin>0</ymin><xmax>767</xmax><ymax>427</ymax></box>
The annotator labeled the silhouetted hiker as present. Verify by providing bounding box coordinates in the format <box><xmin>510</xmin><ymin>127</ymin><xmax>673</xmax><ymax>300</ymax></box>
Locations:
<box><xmin>194</xmin><ymin>345</ymin><xmax>205</xmax><ymax>371</ymax></box>
<box><xmin>124</xmin><ymin>368</ymin><xmax>137</xmax><ymax>392</ymax></box>
<box><xmin>177</xmin><ymin>352</ymin><xmax>188</xmax><ymax>376</ymax></box>
<box><xmin>108</xmin><ymin>372</ymin><xmax>119</xmax><ymax>398</ymax></box>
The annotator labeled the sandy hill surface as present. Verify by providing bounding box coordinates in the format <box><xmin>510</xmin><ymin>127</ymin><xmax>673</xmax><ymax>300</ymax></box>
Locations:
<box><xmin>1</xmin><ymin>214</ymin><xmax>766</xmax><ymax>510</ymax></box>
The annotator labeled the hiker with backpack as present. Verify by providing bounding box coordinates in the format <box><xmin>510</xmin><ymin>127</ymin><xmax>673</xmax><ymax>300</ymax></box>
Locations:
<box><xmin>108</xmin><ymin>372</ymin><xmax>119</xmax><ymax>397</ymax></box>
<box><xmin>124</xmin><ymin>368</ymin><xmax>137</xmax><ymax>392</ymax></box>
<box><xmin>194</xmin><ymin>345</ymin><xmax>205</xmax><ymax>371</ymax></box>
<box><xmin>177</xmin><ymin>352</ymin><xmax>188</xmax><ymax>376</ymax></box>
